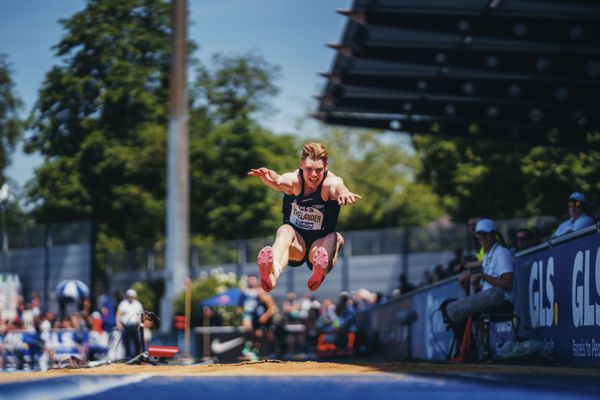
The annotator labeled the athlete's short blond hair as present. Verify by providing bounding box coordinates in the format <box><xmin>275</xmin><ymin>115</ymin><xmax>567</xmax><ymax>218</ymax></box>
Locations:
<box><xmin>300</xmin><ymin>142</ymin><xmax>328</xmax><ymax>163</ymax></box>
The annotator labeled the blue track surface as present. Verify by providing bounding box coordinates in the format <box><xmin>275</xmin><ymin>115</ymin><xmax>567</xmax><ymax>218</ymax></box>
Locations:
<box><xmin>2</xmin><ymin>373</ymin><xmax>600</xmax><ymax>400</ymax></box>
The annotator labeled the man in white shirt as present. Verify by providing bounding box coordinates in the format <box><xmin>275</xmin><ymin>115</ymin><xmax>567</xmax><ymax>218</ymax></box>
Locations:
<box><xmin>449</xmin><ymin>219</ymin><xmax>515</xmax><ymax>360</ymax></box>
<box><xmin>116</xmin><ymin>289</ymin><xmax>144</xmax><ymax>359</ymax></box>
<box><xmin>467</xmin><ymin>218</ymin><xmax>515</xmax><ymax>304</ymax></box>
<box><xmin>551</xmin><ymin>192</ymin><xmax>594</xmax><ymax>239</ymax></box>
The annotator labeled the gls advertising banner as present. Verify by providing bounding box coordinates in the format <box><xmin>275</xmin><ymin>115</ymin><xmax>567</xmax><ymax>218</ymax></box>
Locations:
<box><xmin>516</xmin><ymin>232</ymin><xmax>600</xmax><ymax>366</ymax></box>
<box><xmin>367</xmin><ymin>278</ymin><xmax>464</xmax><ymax>361</ymax></box>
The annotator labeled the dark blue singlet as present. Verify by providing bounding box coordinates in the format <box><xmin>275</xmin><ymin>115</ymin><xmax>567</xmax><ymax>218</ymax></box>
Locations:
<box><xmin>282</xmin><ymin>169</ymin><xmax>340</xmax><ymax>267</ymax></box>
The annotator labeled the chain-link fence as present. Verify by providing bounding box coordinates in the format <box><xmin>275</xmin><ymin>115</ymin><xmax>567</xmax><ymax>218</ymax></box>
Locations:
<box><xmin>2</xmin><ymin>220</ymin><xmax>93</xmax><ymax>249</ymax></box>
<box><xmin>108</xmin><ymin>216</ymin><xmax>558</xmax><ymax>274</ymax></box>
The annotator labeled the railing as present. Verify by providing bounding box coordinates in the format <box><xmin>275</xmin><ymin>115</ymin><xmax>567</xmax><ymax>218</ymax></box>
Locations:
<box><xmin>3</xmin><ymin>221</ymin><xmax>93</xmax><ymax>249</ymax></box>
<box><xmin>108</xmin><ymin>216</ymin><xmax>558</xmax><ymax>273</ymax></box>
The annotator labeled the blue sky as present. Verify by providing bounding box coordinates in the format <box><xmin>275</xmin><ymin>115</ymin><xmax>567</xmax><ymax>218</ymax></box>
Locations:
<box><xmin>0</xmin><ymin>0</ymin><xmax>349</xmax><ymax>190</ymax></box>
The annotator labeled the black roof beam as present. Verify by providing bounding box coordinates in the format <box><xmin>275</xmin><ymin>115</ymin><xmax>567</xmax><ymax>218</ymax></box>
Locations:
<box><xmin>339</xmin><ymin>23</ymin><xmax>600</xmax><ymax>54</ymax></box>
<box><xmin>321</xmin><ymin>75</ymin><xmax>597</xmax><ymax>107</ymax></box>
<box><xmin>339</xmin><ymin>10</ymin><xmax>600</xmax><ymax>42</ymax></box>
<box><xmin>327</xmin><ymin>45</ymin><xmax>600</xmax><ymax>81</ymax></box>
<box><xmin>318</xmin><ymin>96</ymin><xmax>596</xmax><ymax>129</ymax></box>
<box><xmin>326</xmin><ymin>53</ymin><xmax>599</xmax><ymax>85</ymax></box>
<box><xmin>323</xmin><ymin>82</ymin><xmax>595</xmax><ymax>108</ymax></box>
<box><xmin>347</xmin><ymin>1</ymin><xmax>600</xmax><ymax>18</ymax></box>
<box><xmin>313</xmin><ymin>112</ymin><xmax>600</xmax><ymax>150</ymax></box>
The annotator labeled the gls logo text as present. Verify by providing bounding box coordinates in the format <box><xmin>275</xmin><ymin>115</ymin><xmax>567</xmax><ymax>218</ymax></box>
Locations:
<box><xmin>572</xmin><ymin>248</ymin><xmax>600</xmax><ymax>327</ymax></box>
<box><xmin>529</xmin><ymin>257</ymin><xmax>557</xmax><ymax>327</ymax></box>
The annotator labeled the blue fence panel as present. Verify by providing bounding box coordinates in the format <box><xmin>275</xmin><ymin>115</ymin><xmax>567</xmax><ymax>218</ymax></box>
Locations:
<box><xmin>516</xmin><ymin>229</ymin><xmax>600</xmax><ymax>366</ymax></box>
<box><xmin>410</xmin><ymin>279</ymin><xmax>464</xmax><ymax>360</ymax></box>
<box><xmin>366</xmin><ymin>226</ymin><xmax>600</xmax><ymax>367</ymax></box>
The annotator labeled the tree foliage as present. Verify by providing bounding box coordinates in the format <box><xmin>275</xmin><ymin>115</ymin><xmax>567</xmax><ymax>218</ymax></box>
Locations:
<box><xmin>193</xmin><ymin>53</ymin><xmax>281</xmax><ymax>125</ymax></box>
<box><xmin>412</xmin><ymin>135</ymin><xmax>600</xmax><ymax>221</ymax></box>
<box><xmin>520</xmin><ymin>146</ymin><xmax>600</xmax><ymax>217</ymax></box>
<box><xmin>173</xmin><ymin>268</ymin><xmax>241</xmax><ymax>327</ymax></box>
<box><xmin>132</xmin><ymin>280</ymin><xmax>159</xmax><ymax>313</ymax></box>
<box><xmin>24</xmin><ymin>0</ymin><xmax>298</xmax><ymax>248</ymax></box>
<box><xmin>25</xmin><ymin>0</ymin><xmax>172</xmax><ymax>250</ymax></box>
<box><xmin>0</xmin><ymin>54</ymin><xmax>23</xmax><ymax>181</ymax></box>
<box><xmin>189</xmin><ymin>54</ymin><xmax>297</xmax><ymax>240</ymax></box>
<box><xmin>314</xmin><ymin>128</ymin><xmax>443</xmax><ymax>229</ymax></box>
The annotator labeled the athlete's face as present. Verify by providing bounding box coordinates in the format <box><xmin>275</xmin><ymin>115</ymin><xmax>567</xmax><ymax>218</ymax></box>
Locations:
<box><xmin>300</xmin><ymin>157</ymin><xmax>327</xmax><ymax>191</ymax></box>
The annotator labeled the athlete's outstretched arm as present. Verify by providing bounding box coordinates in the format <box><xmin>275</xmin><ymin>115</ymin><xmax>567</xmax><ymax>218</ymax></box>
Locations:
<box><xmin>248</xmin><ymin>167</ymin><xmax>297</xmax><ymax>193</ymax></box>
<box><xmin>329</xmin><ymin>176</ymin><xmax>362</xmax><ymax>205</ymax></box>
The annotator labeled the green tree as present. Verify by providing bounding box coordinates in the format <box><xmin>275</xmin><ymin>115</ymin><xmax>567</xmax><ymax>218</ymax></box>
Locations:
<box><xmin>25</xmin><ymin>0</ymin><xmax>172</xmax><ymax>250</ymax></box>
<box><xmin>132</xmin><ymin>280</ymin><xmax>161</xmax><ymax>313</ymax></box>
<box><xmin>193</xmin><ymin>53</ymin><xmax>281</xmax><ymax>126</ymax></box>
<box><xmin>520</xmin><ymin>147</ymin><xmax>600</xmax><ymax>217</ymax></box>
<box><xmin>412</xmin><ymin>135</ymin><xmax>600</xmax><ymax>221</ymax></box>
<box><xmin>189</xmin><ymin>54</ymin><xmax>298</xmax><ymax>240</ymax></box>
<box><xmin>0</xmin><ymin>54</ymin><xmax>23</xmax><ymax>181</ymax></box>
<box><xmin>26</xmin><ymin>0</ymin><xmax>299</xmax><ymax>248</ymax></box>
<box><xmin>174</xmin><ymin>268</ymin><xmax>241</xmax><ymax>327</ymax></box>
<box><xmin>316</xmin><ymin>128</ymin><xmax>443</xmax><ymax>229</ymax></box>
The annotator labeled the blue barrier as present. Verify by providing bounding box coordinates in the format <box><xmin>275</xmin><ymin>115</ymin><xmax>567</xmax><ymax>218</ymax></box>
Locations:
<box><xmin>516</xmin><ymin>227</ymin><xmax>600</xmax><ymax>366</ymax></box>
<box><xmin>365</xmin><ymin>225</ymin><xmax>600</xmax><ymax>366</ymax></box>
<box><xmin>367</xmin><ymin>278</ymin><xmax>464</xmax><ymax>360</ymax></box>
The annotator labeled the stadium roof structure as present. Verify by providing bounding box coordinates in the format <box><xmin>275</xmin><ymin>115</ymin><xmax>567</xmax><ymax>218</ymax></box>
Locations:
<box><xmin>315</xmin><ymin>0</ymin><xmax>600</xmax><ymax>150</ymax></box>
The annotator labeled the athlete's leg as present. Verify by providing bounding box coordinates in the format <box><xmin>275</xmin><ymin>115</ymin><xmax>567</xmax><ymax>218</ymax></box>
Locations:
<box><xmin>307</xmin><ymin>232</ymin><xmax>344</xmax><ymax>291</ymax></box>
<box><xmin>258</xmin><ymin>225</ymin><xmax>306</xmax><ymax>291</ymax></box>
<box><xmin>273</xmin><ymin>225</ymin><xmax>306</xmax><ymax>273</ymax></box>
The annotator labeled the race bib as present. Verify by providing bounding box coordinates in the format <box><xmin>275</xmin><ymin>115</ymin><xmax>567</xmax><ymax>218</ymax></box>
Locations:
<box><xmin>290</xmin><ymin>203</ymin><xmax>324</xmax><ymax>230</ymax></box>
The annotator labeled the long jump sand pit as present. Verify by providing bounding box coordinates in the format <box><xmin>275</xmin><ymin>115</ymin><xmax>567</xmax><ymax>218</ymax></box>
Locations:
<box><xmin>2</xmin><ymin>359</ymin><xmax>600</xmax><ymax>383</ymax></box>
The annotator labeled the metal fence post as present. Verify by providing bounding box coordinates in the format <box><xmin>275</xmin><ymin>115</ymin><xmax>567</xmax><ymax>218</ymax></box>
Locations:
<box><xmin>287</xmin><ymin>265</ymin><xmax>294</xmax><ymax>294</ymax></box>
<box><xmin>190</xmin><ymin>247</ymin><xmax>199</xmax><ymax>278</ymax></box>
<box><xmin>401</xmin><ymin>228</ymin><xmax>410</xmax><ymax>278</ymax></box>
<box><xmin>43</xmin><ymin>224</ymin><xmax>51</xmax><ymax>313</ymax></box>
<box><xmin>372</xmin><ymin>232</ymin><xmax>380</xmax><ymax>255</ymax></box>
<box><xmin>237</xmin><ymin>240</ymin><xmax>246</xmax><ymax>278</ymax></box>
<box><xmin>1</xmin><ymin>203</ymin><xmax>8</xmax><ymax>274</ymax></box>
<box><xmin>106</xmin><ymin>253</ymin><xmax>113</xmax><ymax>293</ymax></box>
<box><xmin>342</xmin><ymin>233</ymin><xmax>351</xmax><ymax>292</ymax></box>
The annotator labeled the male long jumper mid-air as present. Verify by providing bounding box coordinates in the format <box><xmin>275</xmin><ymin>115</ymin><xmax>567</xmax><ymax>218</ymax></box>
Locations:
<box><xmin>247</xmin><ymin>142</ymin><xmax>361</xmax><ymax>292</ymax></box>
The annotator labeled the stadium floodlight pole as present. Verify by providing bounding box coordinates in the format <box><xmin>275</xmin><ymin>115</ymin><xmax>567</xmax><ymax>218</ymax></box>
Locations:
<box><xmin>161</xmin><ymin>0</ymin><xmax>189</xmax><ymax>333</ymax></box>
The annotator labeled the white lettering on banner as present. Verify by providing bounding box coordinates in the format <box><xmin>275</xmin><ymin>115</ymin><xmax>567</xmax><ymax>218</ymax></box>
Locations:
<box><xmin>425</xmin><ymin>293</ymin><xmax>447</xmax><ymax>359</ymax></box>
<box><xmin>572</xmin><ymin>338</ymin><xmax>600</xmax><ymax>358</ymax></box>
<box><xmin>290</xmin><ymin>203</ymin><xmax>324</xmax><ymax>231</ymax></box>
<box><xmin>571</xmin><ymin>247</ymin><xmax>600</xmax><ymax>327</ymax></box>
<box><xmin>529</xmin><ymin>257</ymin><xmax>556</xmax><ymax>327</ymax></box>
<box><xmin>573</xmin><ymin>339</ymin><xmax>587</xmax><ymax>357</ymax></box>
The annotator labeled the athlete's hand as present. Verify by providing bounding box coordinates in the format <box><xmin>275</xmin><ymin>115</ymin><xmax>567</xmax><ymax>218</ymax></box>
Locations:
<box><xmin>337</xmin><ymin>191</ymin><xmax>362</xmax><ymax>206</ymax></box>
<box><xmin>248</xmin><ymin>168</ymin><xmax>276</xmax><ymax>184</ymax></box>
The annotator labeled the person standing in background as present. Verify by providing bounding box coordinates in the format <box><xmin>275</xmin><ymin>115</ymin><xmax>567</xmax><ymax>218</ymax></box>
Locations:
<box><xmin>116</xmin><ymin>289</ymin><xmax>143</xmax><ymax>360</ymax></box>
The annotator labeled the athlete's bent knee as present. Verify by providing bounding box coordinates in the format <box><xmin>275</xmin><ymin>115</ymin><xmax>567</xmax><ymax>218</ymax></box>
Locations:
<box><xmin>275</xmin><ymin>225</ymin><xmax>297</xmax><ymax>244</ymax></box>
<box><xmin>276</xmin><ymin>224</ymin><xmax>295</xmax><ymax>237</ymax></box>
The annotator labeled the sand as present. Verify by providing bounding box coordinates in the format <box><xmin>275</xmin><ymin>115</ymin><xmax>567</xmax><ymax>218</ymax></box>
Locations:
<box><xmin>2</xmin><ymin>360</ymin><xmax>600</xmax><ymax>383</ymax></box>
